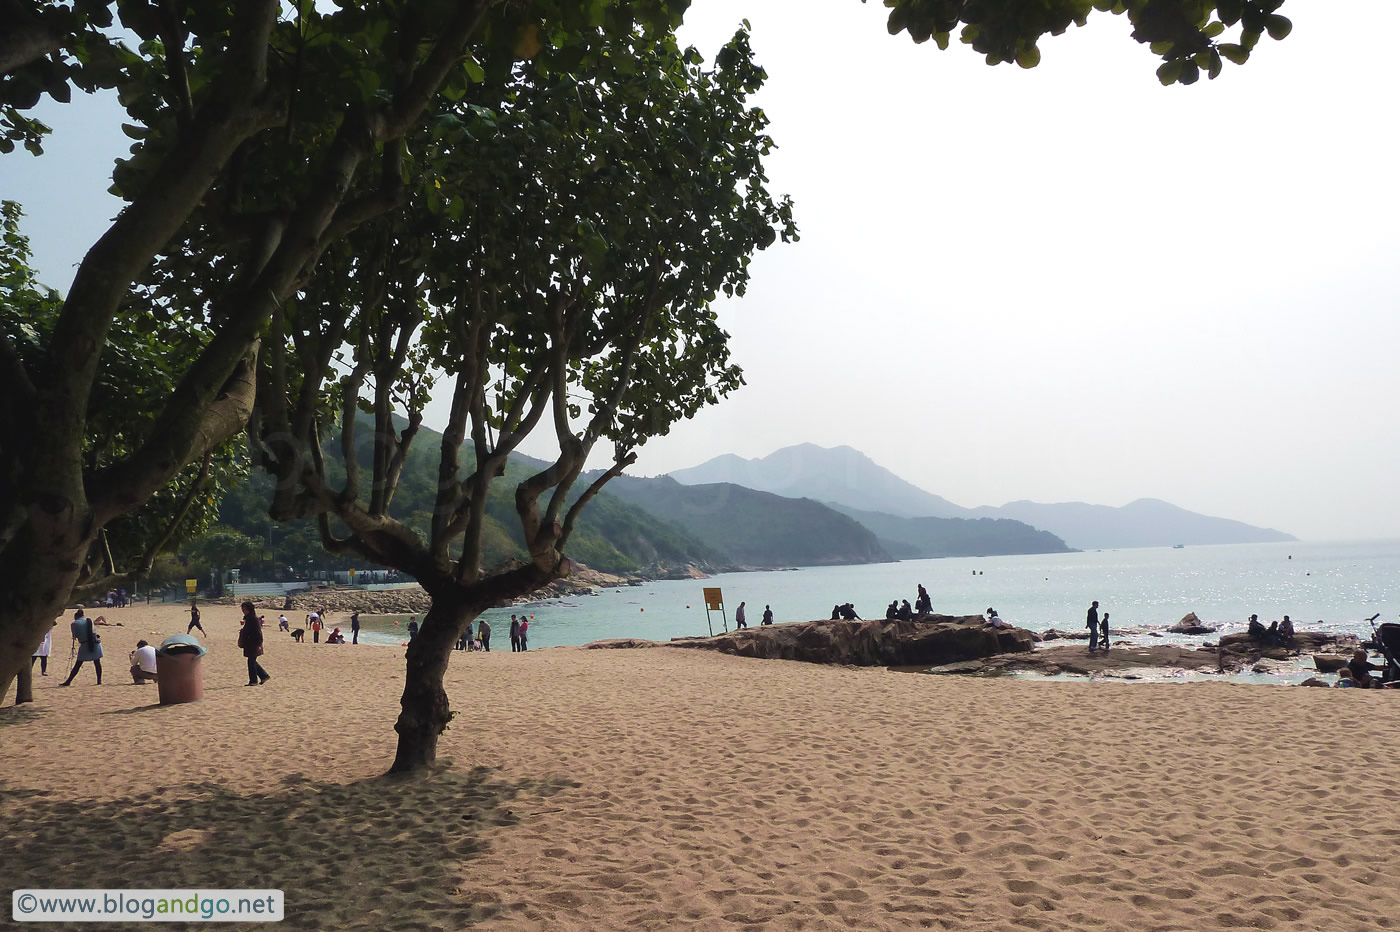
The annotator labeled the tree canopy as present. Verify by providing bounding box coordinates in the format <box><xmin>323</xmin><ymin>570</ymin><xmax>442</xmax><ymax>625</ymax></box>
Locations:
<box><xmin>878</xmin><ymin>0</ymin><xmax>1293</xmax><ymax>84</ymax></box>
<box><xmin>0</xmin><ymin>0</ymin><xmax>692</xmax><ymax>706</ymax></box>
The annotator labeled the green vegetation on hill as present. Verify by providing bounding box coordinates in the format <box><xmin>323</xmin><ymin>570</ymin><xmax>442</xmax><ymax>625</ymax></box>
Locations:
<box><xmin>601</xmin><ymin>476</ymin><xmax>892</xmax><ymax>568</ymax></box>
<box><xmin>214</xmin><ymin>421</ymin><xmax>721</xmax><ymax>578</ymax></box>
<box><xmin>828</xmin><ymin>505</ymin><xmax>1073</xmax><ymax>558</ymax></box>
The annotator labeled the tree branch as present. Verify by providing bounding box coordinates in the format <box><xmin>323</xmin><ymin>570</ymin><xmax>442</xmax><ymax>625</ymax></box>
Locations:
<box><xmin>0</xmin><ymin>2</ymin><xmax>72</xmax><ymax>76</ymax></box>
<box><xmin>557</xmin><ymin>451</ymin><xmax>636</xmax><ymax>553</ymax></box>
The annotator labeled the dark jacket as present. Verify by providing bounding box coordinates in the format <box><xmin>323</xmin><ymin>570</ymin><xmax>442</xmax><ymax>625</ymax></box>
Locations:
<box><xmin>238</xmin><ymin>615</ymin><xmax>264</xmax><ymax>658</ymax></box>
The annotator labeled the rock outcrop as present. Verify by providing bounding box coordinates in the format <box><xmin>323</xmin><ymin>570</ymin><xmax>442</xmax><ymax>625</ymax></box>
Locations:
<box><xmin>1217</xmin><ymin>631</ymin><xmax>1357</xmax><ymax>663</ymax></box>
<box><xmin>1168</xmin><ymin>612</ymin><xmax>1216</xmax><ymax>634</ymax></box>
<box><xmin>664</xmin><ymin>615</ymin><xmax>1034</xmax><ymax>667</ymax></box>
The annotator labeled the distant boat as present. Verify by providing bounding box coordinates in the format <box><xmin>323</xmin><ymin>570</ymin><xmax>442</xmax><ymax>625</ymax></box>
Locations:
<box><xmin>1172</xmin><ymin>544</ymin><xmax>1185</xmax><ymax>549</ymax></box>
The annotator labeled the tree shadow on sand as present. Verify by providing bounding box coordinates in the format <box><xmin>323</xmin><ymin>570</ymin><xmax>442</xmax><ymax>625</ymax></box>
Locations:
<box><xmin>1</xmin><ymin>765</ymin><xmax>578</xmax><ymax>929</ymax></box>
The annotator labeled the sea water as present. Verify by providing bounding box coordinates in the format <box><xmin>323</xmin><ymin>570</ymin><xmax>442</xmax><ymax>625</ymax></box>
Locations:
<box><xmin>361</xmin><ymin>540</ymin><xmax>1400</xmax><ymax>662</ymax></box>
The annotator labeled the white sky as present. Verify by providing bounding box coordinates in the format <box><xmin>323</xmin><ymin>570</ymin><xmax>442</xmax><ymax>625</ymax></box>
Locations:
<box><xmin>3</xmin><ymin>1</ymin><xmax>1397</xmax><ymax>541</ymax></box>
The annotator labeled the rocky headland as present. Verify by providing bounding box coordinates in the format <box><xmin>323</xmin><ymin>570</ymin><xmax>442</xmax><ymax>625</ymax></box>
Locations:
<box><xmin>588</xmin><ymin>615</ymin><xmax>1035</xmax><ymax>668</ymax></box>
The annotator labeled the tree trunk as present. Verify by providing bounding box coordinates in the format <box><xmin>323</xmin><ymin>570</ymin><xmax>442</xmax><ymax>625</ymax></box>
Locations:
<box><xmin>389</xmin><ymin>595</ymin><xmax>476</xmax><ymax>773</ymax></box>
<box><xmin>0</xmin><ymin>524</ymin><xmax>86</xmax><ymax>706</ymax></box>
<box><xmin>14</xmin><ymin>662</ymin><xmax>33</xmax><ymax>704</ymax></box>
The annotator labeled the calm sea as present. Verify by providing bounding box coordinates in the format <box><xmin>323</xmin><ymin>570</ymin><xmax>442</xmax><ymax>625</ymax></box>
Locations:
<box><xmin>360</xmin><ymin>540</ymin><xmax>1400</xmax><ymax>658</ymax></box>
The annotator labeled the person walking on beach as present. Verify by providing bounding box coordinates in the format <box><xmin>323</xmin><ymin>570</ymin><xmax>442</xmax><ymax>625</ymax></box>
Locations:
<box><xmin>407</xmin><ymin>616</ymin><xmax>419</xmax><ymax>642</ymax></box>
<box><xmin>1100</xmin><ymin>613</ymin><xmax>1110</xmax><ymax>651</ymax></box>
<box><xmin>351</xmin><ymin>612</ymin><xmax>360</xmax><ymax>645</ymax></box>
<box><xmin>31</xmin><ymin>620</ymin><xmax>55</xmax><ymax>675</ymax></box>
<box><xmin>762</xmin><ymin>605</ymin><xmax>774</xmax><ymax>626</ymax></box>
<box><xmin>1086</xmin><ymin>601</ymin><xmax>1100</xmax><ymax>652</ymax></box>
<box><xmin>518</xmin><ymin>617</ymin><xmax>529</xmax><ymax>651</ymax></box>
<box><xmin>479</xmin><ymin>618</ymin><xmax>491</xmax><ymax>651</ymax></box>
<box><xmin>509</xmin><ymin>615</ymin><xmax>521</xmax><ymax>651</ymax></box>
<box><xmin>239</xmin><ymin>601</ymin><xmax>271</xmax><ymax>686</ymax></box>
<box><xmin>61</xmin><ymin>608</ymin><xmax>103</xmax><ymax>686</ymax></box>
<box><xmin>187</xmin><ymin>600</ymin><xmax>206</xmax><ymax>636</ymax></box>
<box><xmin>735</xmin><ymin>602</ymin><xmax>747</xmax><ymax>629</ymax></box>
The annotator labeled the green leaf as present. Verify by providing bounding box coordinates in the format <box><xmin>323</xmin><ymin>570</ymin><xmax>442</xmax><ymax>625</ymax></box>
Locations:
<box><xmin>463</xmin><ymin>55</ymin><xmax>486</xmax><ymax>84</ymax></box>
<box><xmin>1156</xmin><ymin>60</ymin><xmax>1183</xmax><ymax>85</ymax></box>
<box><xmin>1217</xmin><ymin>43</ymin><xmax>1249</xmax><ymax>65</ymax></box>
<box><xmin>1015</xmin><ymin>45</ymin><xmax>1041</xmax><ymax>69</ymax></box>
<box><xmin>1265</xmin><ymin>15</ymin><xmax>1292</xmax><ymax>41</ymax></box>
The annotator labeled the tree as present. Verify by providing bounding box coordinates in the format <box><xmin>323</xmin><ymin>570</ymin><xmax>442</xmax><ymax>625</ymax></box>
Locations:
<box><xmin>0</xmin><ymin>0</ymin><xmax>692</xmax><ymax>705</ymax></box>
<box><xmin>879</xmin><ymin>0</ymin><xmax>1293</xmax><ymax>85</ymax></box>
<box><xmin>179</xmin><ymin>524</ymin><xmax>260</xmax><ymax>575</ymax></box>
<box><xmin>249</xmin><ymin>26</ymin><xmax>795</xmax><ymax>771</ymax></box>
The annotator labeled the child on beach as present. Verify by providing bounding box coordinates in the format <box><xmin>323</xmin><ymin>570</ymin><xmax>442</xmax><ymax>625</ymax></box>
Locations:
<box><xmin>1100</xmin><ymin>613</ymin><xmax>1110</xmax><ymax>651</ymax></box>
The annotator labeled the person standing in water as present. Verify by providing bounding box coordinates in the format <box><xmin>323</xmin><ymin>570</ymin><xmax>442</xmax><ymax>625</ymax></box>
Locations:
<box><xmin>350</xmin><ymin>611</ymin><xmax>361</xmax><ymax>645</ymax></box>
<box><xmin>1086</xmin><ymin>600</ymin><xmax>1100</xmax><ymax>652</ymax></box>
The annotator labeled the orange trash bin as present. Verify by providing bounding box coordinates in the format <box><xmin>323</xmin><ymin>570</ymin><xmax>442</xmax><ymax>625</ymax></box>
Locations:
<box><xmin>156</xmin><ymin>634</ymin><xmax>207</xmax><ymax>705</ymax></box>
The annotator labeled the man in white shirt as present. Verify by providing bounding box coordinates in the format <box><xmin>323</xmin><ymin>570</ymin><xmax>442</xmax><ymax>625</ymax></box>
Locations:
<box><xmin>130</xmin><ymin>640</ymin><xmax>158</xmax><ymax>684</ymax></box>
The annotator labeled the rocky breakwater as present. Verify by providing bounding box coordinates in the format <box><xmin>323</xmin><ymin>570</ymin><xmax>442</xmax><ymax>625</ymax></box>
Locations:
<box><xmin>664</xmin><ymin>615</ymin><xmax>1034</xmax><ymax>667</ymax></box>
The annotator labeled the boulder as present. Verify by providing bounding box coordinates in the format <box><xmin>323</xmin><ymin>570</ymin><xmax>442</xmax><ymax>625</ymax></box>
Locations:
<box><xmin>1313</xmin><ymin>654</ymin><xmax>1350</xmax><ymax>673</ymax></box>
<box><xmin>1168</xmin><ymin>612</ymin><xmax>1216</xmax><ymax>635</ymax></box>
<box><xmin>1299</xmin><ymin>677</ymin><xmax>1333</xmax><ymax>688</ymax></box>
<box><xmin>667</xmin><ymin>615</ymin><xmax>1034</xmax><ymax>668</ymax></box>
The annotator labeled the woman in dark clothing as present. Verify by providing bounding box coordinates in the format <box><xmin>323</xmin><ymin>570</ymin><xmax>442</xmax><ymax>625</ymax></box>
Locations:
<box><xmin>61</xmin><ymin>609</ymin><xmax>103</xmax><ymax>685</ymax></box>
<box><xmin>238</xmin><ymin>601</ymin><xmax>271</xmax><ymax>686</ymax></box>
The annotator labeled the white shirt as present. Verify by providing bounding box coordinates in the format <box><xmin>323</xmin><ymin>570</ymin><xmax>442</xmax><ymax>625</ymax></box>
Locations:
<box><xmin>134</xmin><ymin>645</ymin><xmax>158</xmax><ymax>674</ymax></box>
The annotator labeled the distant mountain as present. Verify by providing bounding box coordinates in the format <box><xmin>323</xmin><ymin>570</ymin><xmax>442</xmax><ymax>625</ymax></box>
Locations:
<box><xmin>600</xmin><ymin>475</ymin><xmax>892</xmax><ymax>568</ymax></box>
<box><xmin>668</xmin><ymin>443</ymin><xmax>1296</xmax><ymax>550</ymax></box>
<box><xmin>968</xmin><ymin>498</ymin><xmax>1296</xmax><ymax>550</ymax></box>
<box><xmin>668</xmin><ymin>444</ymin><xmax>967</xmax><ymax>518</ymax></box>
<box><xmin>828</xmin><ymin>505</ymin><xmax>1074</xmax><ymax>559</ymax></box>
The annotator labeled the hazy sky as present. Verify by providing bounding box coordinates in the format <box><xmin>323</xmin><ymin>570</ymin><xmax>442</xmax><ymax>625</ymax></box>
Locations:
<box><xmin>4</xmin><ymin>1</ymin><xmax>1397</xmax><ymax>541</ymax></box>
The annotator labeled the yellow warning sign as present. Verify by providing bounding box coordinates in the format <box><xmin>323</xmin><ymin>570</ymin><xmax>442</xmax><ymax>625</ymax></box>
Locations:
<box><xmin>185</xmin><ymin>579</ymin><xmax>197</xmax><ymax>593</ymax></box>
<box><xmin>702</xmin><ymin>587</ymin><xmax>723</xmax><ymax>610</ymax></box>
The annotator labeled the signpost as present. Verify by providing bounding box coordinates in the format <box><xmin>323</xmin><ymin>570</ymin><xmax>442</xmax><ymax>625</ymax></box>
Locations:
<box><xmin>702</xmin><ymin>587</ymin><xmax>727</xmax><ymax>636</ymax></box>
<box><xmin>185</xmin><ymin>579</ymin><xmax>197</xmax><ymax>595</ymax></box>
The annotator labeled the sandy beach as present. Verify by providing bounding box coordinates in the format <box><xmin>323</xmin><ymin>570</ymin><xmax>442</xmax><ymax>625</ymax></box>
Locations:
<box><xmin>3</xmin><ymin>601</ymin><xmax>1398</xmax><ymax>931</ymax></box>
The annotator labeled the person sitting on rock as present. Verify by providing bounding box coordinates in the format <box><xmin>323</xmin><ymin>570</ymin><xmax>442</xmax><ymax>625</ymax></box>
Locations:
<box><xmin>986</xmin><ymin>608</ymin><xmax>1007</xmax><ymax>629</ymax></box>
<box><xmin>885</xmin><ymin>600</ymin><xmax>899</xmax><ymax>621</ymax></box>
<box><xmin>914</xmin><ymin>585</ymin><xmax>931</xmax><ymax>615</ymax></box>
<box><xmin>1279</xmin><ymin>615</ymin><xmax>1294</xmax><ymax>643</ymax></box>
<box><xmin>897</xmin><ymin>600</ymin><xmax>914</xmax><ymax>621</ymax></box>
<box><xmin>1247</xmin><ymin>614</ymin><xmax>1267</xmax><ymax>640</ymax></box>
<box><xmin>1265</xmin><ymin>620</ymin><xmax>1280</xmax><ymax>645</ymax></box>
<box><xmin>831</xmin><ymin>604</ymin><xmax>841</xmax><ymax>620</ymax></box>
<box><xmin>838</xmin><ymin>603</ymin><xmax>860</xmax><ymax>621</ymax></box>
<box><xmin>761</xmin><ymin>605</ymin><xmax>774</xmax><ymax>626</ymax></box>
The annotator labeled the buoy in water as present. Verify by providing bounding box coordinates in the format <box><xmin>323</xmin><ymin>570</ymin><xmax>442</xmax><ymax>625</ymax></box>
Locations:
<box><xmin>640</xmin><ymin>607</ymin><xmax>645</xmax><ymax>612</ymax></box>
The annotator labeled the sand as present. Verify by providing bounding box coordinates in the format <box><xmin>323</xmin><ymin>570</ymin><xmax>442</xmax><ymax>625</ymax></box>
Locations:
<box><xmin>3</xmin><ymin>602</ymin><xmax>1398</xmax><ymax>931</ymax></box>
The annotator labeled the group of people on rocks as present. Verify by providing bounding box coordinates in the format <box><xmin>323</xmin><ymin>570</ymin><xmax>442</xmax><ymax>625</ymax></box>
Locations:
<box><xmin>733</xmin><ymin>602</ymin><xmax>775</xmax><ymax>629</ymax></box>
<box><xmin>1086</xmin><ymin>600</ymin><xmax>1111</xmax><ymax>652</ymax></box>
<box><xmin>881</xmin><ymin>584</ymin><xmax>934</xmax><ymax>622</ymax></box>
<box><xmin>1246</xmin><ymin>613</ymin><xmax>1295</xmax><ymax>646</ymax></box>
